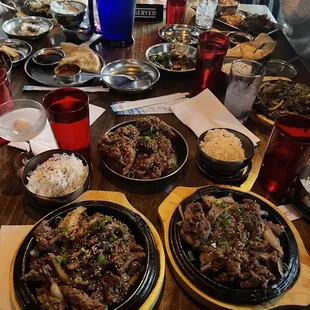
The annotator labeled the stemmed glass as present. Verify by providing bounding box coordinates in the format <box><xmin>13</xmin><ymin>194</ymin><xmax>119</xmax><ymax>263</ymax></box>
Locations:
<box><xmin>0</xmin><ymin>99</ymin><xmax>47</xmax><ymax>174</ymax></box>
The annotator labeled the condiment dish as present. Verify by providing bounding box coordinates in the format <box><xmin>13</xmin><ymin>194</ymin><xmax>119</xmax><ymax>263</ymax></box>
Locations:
<box><xmin>32</xmin><ymin>47</ymin><xmax>64</xmax><ymax>66</ymax></box>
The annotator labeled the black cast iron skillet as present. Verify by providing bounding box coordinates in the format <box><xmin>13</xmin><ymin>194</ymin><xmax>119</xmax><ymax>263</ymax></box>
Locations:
<box><xmin>12</xmin><ymin>200</ymin><xmax>160</xmax><ymax>309</ymax></box>
<box><xmin>169</xmin><ymin>186</ymin><xmax>299</xmax><ymax>305</ymax></box>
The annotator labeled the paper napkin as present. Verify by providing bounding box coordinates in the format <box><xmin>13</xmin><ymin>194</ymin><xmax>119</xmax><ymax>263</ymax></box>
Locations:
<box><xmin>8</xmin><ymin>104</ymin><xmax>105</xmax><ymax>155</ymax></box>
<box><xmin>170</xmin><ymin>88</ymin><xmax>260</xmax><ymax>145</ymax></box>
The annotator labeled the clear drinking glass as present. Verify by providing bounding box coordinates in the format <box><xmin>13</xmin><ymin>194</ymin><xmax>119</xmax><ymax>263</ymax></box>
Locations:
<box><xmin>0</xmin><ymin>99</ymin><xmax>47</xmax><ymax>174</ymax></box>
<box><xmin>195</xmin><ymin>0</ymin><xmax>218</xmax><ymax>30</ymax></box>
<box><xmin>224</xmin><ymin>59</ymin><xmax>266</xmax><ymax>123</ymax></box>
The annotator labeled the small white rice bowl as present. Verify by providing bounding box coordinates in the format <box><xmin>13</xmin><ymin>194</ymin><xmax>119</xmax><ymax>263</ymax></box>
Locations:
<box><xmin>26</xmin><ymin>153</ymin><xmax>88</xmax><ymax>197</ymax></box>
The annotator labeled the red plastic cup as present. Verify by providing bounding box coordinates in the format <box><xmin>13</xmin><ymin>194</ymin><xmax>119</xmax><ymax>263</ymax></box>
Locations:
<box><xmin>43</xmin><ymin>88</ymin><xmax>91</xmax><ymax>161</ymax></box>
<box><xmin>196</xmin><ymin>32</ymin><xmax>229</xmax><ymax>92</ymax></box>
<box><xmin>0</xmin><ymin>69</ymin><xmax>12</xmax><ymax>145</ymax></box>
<box><xmin>166</xmin><ymin>0</ymin><xmax>188</xmax><ymax>24</ymax></box>
<box><xmin>258</xmin><ymin>114</ymin><xmax>310</xmax><ymax>195</ymax></box>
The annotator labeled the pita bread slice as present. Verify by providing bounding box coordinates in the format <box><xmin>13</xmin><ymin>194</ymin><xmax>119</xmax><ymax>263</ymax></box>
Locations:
<box><xmin>226</xmin><ymin>44</ymin><xmax>242</xmax><ymax>58</ymax></box>
<box><xmin>61</xmin><ymin>42</ymin><xmax>78</xmax><ymax>55</ymax></box>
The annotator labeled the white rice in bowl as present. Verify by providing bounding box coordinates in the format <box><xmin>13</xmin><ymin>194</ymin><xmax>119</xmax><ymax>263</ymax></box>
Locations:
<box><xmin>200</xmin><ymin>129</ymin><xmax>245</xmax><ymax>161</ymax></box>
<box><xmin>26</xmin><ymin>153</ymin><xmax>88</xmax><ymax>197</ymax></box>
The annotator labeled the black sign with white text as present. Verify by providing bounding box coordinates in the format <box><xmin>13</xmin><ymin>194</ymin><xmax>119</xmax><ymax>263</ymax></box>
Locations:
<box><xmin>135</xmin><ymin>4</ymin><xmax>163</xmax><ymax>22</ymax></box>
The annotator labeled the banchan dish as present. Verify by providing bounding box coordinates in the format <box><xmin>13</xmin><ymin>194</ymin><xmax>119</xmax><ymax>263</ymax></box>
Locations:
<box><xmin>168</xmin><ymin>186</ymin><xmax>299</xmax><ymax>304</ymax></box>
<box><xmin>11</xmin><ymin>200</ymin><xmax>160</xmax><ymax>309</ymax></box>
<box><xmin>98</xmin><ymin>119</ymin><xmax>188</xmax><ymax>183</ymax></box>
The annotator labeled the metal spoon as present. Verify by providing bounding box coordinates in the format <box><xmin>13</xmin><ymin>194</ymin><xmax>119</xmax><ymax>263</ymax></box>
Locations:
<box><xmin>0</xmin><ymin>1</ymin><xmax>17</xmax><ymax>12</ymax></box>
<box><xmin>81</xmin><ymin>72</ymin><xmax>151</xmax><ymax>82</ymax></box>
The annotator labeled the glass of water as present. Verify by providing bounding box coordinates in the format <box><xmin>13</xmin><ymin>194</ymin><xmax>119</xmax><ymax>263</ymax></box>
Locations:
<box><xmin>224</xmin><ymin>59</ymin><xmax>266</xmax><ymax>123</ymax></box>
<box><xmin>195</xmin><ymin>0</ymin><xmax>218</xmax><ymax>30</ymax></box>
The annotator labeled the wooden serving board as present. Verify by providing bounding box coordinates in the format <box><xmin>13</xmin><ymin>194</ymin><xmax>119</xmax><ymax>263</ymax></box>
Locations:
<box><xmin>158</xmin><ymin>186</ymin><xmax>310</xmax><ymax>310</ymax></box>
<box><xmin>9</xmin><ymin>190</ymin><xmax>165</xmax><ymax>310</ymax></box>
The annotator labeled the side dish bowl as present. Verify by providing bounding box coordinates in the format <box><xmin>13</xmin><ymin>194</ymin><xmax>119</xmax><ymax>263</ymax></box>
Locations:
<box><xmin>197</xmin><ymin>128</ymin><xmax>255</xmax><ymax>174</ymax></box>
<box><xmin>295</xmin><ymin>164</ymin><xmax>310</xmax><ymax>209</ymax></box>
<box><xmin>145</xmin><ymin>43</ymin><xmax>197</xmax><ymax>73</ymax></box>
<box><xmin>22</xmin><ymin>149</ymin><xmax>89</xmax><ymax>210</ymax></box>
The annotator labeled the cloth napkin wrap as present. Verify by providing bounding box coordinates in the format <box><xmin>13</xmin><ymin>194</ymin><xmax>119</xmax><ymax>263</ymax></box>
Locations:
<box><xmin>8</xmin><ymin>104</ymin><xmax>105</xmax><ymax>155</ymax></box>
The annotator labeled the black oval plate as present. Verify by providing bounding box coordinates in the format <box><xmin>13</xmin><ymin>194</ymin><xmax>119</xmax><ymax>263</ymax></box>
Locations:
<box><xmin>99</xmin><ymin>120</ymin><xmax>189</xmax><ymax>183</ymax></box>
<box><xmin>13</xmin><ymin>201</ymin><xmax>160</xmax><ymax>310</ymax></box>
<box><xmin>169</xmin><ymin>186</ymin><xmax>299</xmax><ymax>304</ymax></box>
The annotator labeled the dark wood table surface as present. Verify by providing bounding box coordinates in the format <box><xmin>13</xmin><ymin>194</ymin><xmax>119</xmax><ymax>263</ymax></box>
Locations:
<box><xmin>0</xmin><ymin>5</ymin><xmax>310</xmax><ymax>310</ymax></box>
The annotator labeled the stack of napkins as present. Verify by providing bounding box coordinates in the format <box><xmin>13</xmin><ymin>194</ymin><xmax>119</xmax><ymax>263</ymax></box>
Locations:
<box><xmin>170</xmin><ymin>88</ymin><xmax>260</xmax><ymax>145</ymax></box>
<box><xmin>9</xmin><ymin>104</ymin><xmax>105</xmax><ymax>155</ymax></box>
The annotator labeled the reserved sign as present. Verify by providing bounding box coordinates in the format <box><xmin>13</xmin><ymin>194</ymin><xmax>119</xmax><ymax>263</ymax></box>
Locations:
<box><xmin>135</xmin><ymin>4</ymin><xmax>164</xmax><ymax>22</ymax></box>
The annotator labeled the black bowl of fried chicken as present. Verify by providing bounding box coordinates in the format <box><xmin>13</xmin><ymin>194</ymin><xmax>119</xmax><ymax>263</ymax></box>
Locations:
<box><xmin>12</xmin><ymin>201</ymin><xmax>160</xmax><ymax>309</ymax></box>
<box><xmin>97</xmin><ymin>116</ymin><xmax>188</xmax><ymax>182</ymax></box>
<box><xmin>169</xmin><ymin>186</ymin><xmax>299</xmax><ymax>304</ymax></box>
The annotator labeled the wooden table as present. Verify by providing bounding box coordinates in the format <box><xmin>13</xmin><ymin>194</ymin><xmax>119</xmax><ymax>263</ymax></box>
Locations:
<box><xmin>0</xmin><ymin>5</ymin><xmax>309</xmax><ymax>310</ymax></box>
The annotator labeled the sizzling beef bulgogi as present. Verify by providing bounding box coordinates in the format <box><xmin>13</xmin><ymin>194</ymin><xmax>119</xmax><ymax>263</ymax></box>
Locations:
<box><xmin>97</xmin><ymin>117</ymin><xmax>178</xmax><ymax>179</ymax></box>
<box><xmin>22</xmin><ymin>207</ymin><xmax>146</xmax><ymax>309</ymax></box>
<box><xmin>179</xmin><ymin>195</ymin><xmax>285</xmax><ymax>289</ymax></box>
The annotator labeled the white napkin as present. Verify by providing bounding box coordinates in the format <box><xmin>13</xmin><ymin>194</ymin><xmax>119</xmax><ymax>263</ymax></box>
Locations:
<box><xmin>0</xmin><ymin>225</ymin><xmax>33</xmax><ymax>310</ymax></box>
<box><xmin>170</xmin><ymin>88</ymin><xmax>260</xmax><ymax>145</ymax></box>
<box><xmin>8</xmin><ymin>104</ymin><xmax>105</xmax><ymax>155</ymax></box>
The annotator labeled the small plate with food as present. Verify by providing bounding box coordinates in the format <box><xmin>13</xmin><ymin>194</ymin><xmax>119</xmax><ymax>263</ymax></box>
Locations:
<box><xmin>97</xmin><ymin>116</ymin><xmax>188</xmax><ymax>183</ymax></box>
<box><xmin>0</xmin><ymin>39</ymin><xmax>32</xmax><ymax>66</ymax></box>
<box><xmin>2</xmin><ymin>16</ymin><xmax>53</xmax><ymax>40</ymax></box>
<box><xmin>215</xmin><ymin>11</ymin><xmax>282</xmax><ymax>37</ymax></box>
<box><xmin>21</xmin><ymin>0</ymin><xmax>52</xmax><ymax>18</ymax></box>
<box><xmin>145</xmin><ymin>43</ymin><xmax>196</xmax><ymax>72</ymax></box>
<box><xmin>158</xmin><ymin>185</ymin><xmax>304</xmax><ymax>307</ymax></box>
<box><xmin>158</xmin><ymin>24</ymin><xmax>202</xmax><ymax>45</ymax></box>
<box><xmin>24</xmin><ymin>42</ymin><xmax>104</xmax><ymax>87</ymax></box>
<box><xmin>254</xmin><ymin>80</ymin><xmax>310</xmax><ymax>123</ymax></box>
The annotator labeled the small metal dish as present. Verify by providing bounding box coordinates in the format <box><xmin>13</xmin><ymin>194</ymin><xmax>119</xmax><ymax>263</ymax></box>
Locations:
<box><xmin>51</xmin><ymin>0</ymin><xmax>86</xmax><ymax>27</ymax></box>
<box><xmin>61</xmin><ymin>21</ymin><xmax>94</xmax><ymax>44</ymax></box>
<box><xmin>32</xmin><ymin>47</ymin><xmax>64</xmax><ymax>66</ymax></box>
<box><xmin>2</xmin><ymin>16</ymin><xmax>53</xmax><ymax>41</ymax></box>
<box><xmin>0</xmin><ymin>39</ymin><xmax>32</xmax><ymax>66</ymax></box>
<box><xmin>265</xmin><ymin>59</ymin><xmax>297</xmax><ymax>79</ymax></box>
<box><xmin>216</xmin><ymin>1</ymin><xmax>239</xmax><ymax>16</ymax></box>
<box><xmin>227</xmin><ymin>31</ymin><xmax>253</xmax><ymax>45</ymax></box>
<box><xmin>145</xmin><ymin>43</ymin><xmax>197</xmax><ymax>73</ymax></box>
<box><xmin>197</xmin><ymin>128</ymin><xmax>255</xmax><ymax>174</ymax></box>
<box><xmin>22</xmin><ymin>149</ymin><xmax>89</xmax><ymax>210</ymax></box>
<box><xmin>158</xmin><ymin>24</ymin><xmax>201</xmax><ymax>45</ymax></box>
<box><xmin>100</xmin><ymin>59</ymin><xmax>160</xmax><ymax>93</ymax></box>
<box><xmin>54</xmin><ymin>63</ymin><xmax>81</xmax><ymax>84</ymax></box>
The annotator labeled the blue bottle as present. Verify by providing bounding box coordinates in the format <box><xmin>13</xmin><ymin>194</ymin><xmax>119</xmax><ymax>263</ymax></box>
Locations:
<box><xmin>88</xmin><ymin>0</ymin><xmax>136</xmax><ymax>47</ymax></box>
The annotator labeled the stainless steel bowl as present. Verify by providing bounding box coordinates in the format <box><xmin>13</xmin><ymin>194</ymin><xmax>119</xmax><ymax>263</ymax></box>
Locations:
<box><xmin>22</xmin><ymin>149</ymin><xmax>90</xmax><ymax>210</ymax></box>
<box><xmin>216</xmin><ymin>2</ymin><xmax>239</xmax><ymax>16</ymax></box>
<box><xmin>295</xmin><ymin>164</ymin><xmax>310</xmax><ymax>208</ymax></box>
<box><xmin>61</xmin><ymin>23</ymin><xmax>94</xmax><ymax>44</ymax></box>
<box><xmin>265</xmin><ymin>59</ymin><xmax>297</xmax><ymax>79</ymax></box>
<box><xmin>0</xmin><ymin>39</ymin><xmax>32</xmax><ymax>66</ymax></box>
<box><xmin>32</xmin><ymin>47</ymin><xmax>64</xmax><ymax>66</ymax></box>
<box><xmin>0</xmin><ymin>51</ymin><xmax>12</xmax><ymax>83</ymax></box>
<box><xmin>2</xmin><ymin>17</ymin><xmax>53</xmax><ymax>41</ymax></box>
<box><xmin>158</xmin><ymin>24</ymin><xmax>201</xmax><ymax>45</ymax></box>
<box><xmin>54</xmin><ymin>63</ymin><xmax>81</xmax><ymax>84</ymax></box>
<box><xmin>197</xmin><ymin>128</ymin><xmax>255</xmax><ymax>174</ymax></box>
<box><xmin>227</xmin><ymin>31</ymin><xmax>253</xmax><ymax>45</ymax></box>
<box><xmin>51</xmin><ymin>0</ymin><xmax>86</xmax><ymax>27</ymax></box>
<box><xmin>101</xmin><ymin>59</ymin><xmax>160</xmax><ymax>93</ymax></box>
<box><xmin>145</xmin><ymin>43</ymin><xmax>197</xmax><ymax>73</ymax></box>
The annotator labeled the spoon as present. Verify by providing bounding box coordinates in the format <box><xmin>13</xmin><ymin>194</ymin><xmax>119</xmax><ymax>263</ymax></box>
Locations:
<box><xmin>81</xmin><ymin>72</ymin><xmax>151</xmax><ymax>82</ymax></box>
<box><xmin>0</xmin><ymin>1</ymin><xmax>17</xmax><ymax>12</ymax></box>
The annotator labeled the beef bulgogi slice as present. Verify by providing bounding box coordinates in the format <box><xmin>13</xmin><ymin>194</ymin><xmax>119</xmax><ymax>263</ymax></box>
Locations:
<box><xmin>135</xmin><ymin>116</ymin><xmax>175</xmax><ymax>139</ymax></box>
<box><xmin>60</xmin><ymin>286</ymin><xmax>107</xmax><ymax>310</ymax></box>
<box><xmin>37</xmin><ymin>287</ymin><xmax>66</xmax><ymax>310</ymax></box>
<box><xmin>33</xmin><ymin>220</ymin><xmax>57</xmax><ymax>253</ymax></box>
<box><xmin>183</xmin><ymin>202</ymin><xmax>211</xmax><ymax>247</ymax></box>
<box><xmin>22</xmin><ymin>264</ymin><xmax>53</xmax><ymax>282</ymax></box>
<box><xmin>104</xmin><ymin>274</ymin><xmax>127</xmax><ymax>305</ymax></box>
<box><xmin>264</xmin><ymin>221</ymin><xmax>284</xmax><ymax>237</ymax></box>
<box><xmin>97</xmin><ymin>132</ymin><xmax>136</xmax><ymax>175</ymax></box>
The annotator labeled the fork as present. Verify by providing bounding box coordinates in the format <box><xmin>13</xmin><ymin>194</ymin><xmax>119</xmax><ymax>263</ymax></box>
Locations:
<box><xmin>81</xmin><ymin>72</ymin><xmax>151</xmax><ymax>81</ymax></box>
